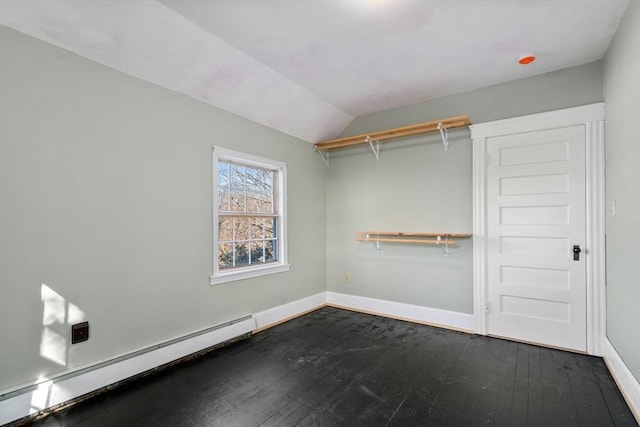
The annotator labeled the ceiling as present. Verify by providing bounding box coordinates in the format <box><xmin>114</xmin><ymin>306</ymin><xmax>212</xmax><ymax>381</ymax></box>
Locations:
<box><xmin>0</xmin><ymin>0</ymin><xmax>629</xmax><ymax>143</ymax></box>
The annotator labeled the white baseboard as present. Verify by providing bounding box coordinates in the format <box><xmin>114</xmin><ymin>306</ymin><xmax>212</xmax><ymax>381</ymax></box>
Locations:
<box><xmin>326</xmin><ymin>292</ymin><xmax>474</xmax><ymax>332</ymax></box>
<box><xmin>603</xmin><ymin>338</ymin><xmax>640</xmax><ymax>424</ymax></box>
<box><xmin>0</xmin><ymin>291</ymin><xmax>475</xmax><ymax>425</ymax></box>
<box><xmin>0</xmin><ymin>316</ymin><xmax>256</xmax><ymax>426</ymax></box>
<box><xmin>252</xmin><ymin>292</ymin><xmax>474</xmax><ymax>334</ymax></box>
<box><xmin>4</xmin><ymin>293</ymin><xmax>636</xmax><ymax>425</ymax></box>
<box><xmin>253</xmin><ymin>292</ymin><xmax>326</xmax><ymax>332</ymax></box>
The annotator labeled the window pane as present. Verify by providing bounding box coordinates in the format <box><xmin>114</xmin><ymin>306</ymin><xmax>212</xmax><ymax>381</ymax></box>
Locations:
<box><xmin>234</xmin><ymin>242</ymin><xmax>250</xmax><ymax>266</ymax></box>
<box><xmin>230</xmin><ymin>194</ymin><xmax>245</xmax><ymax>212</ymax></box>
<box><xmin>234</xmin><ymin>217</ymin><xmax>249</xmax><ymax>241</ymax></box>
<box><xmin>246</xmin><ymin>194</ymin><xmax>261</xmax><ymax>213</ymax></box>
<box><xmin>220</xmin><ymin>161</ymin><xmax>273</xmax><ymax>214</ymax></box>
<box><xmin>264</xmin><ymin>240</ymin><xmax>276</xmax><ymax>263</ymax></box>
<box><xmin>229</xmin><ymin>164</ymin><xmax>246</xmax><ymax>212</ymax></box>
<box><xmin>264</xmin><ymin>218</ymin><xmax>275</xmax><ymax>239</ymax></box>
<box><xmin>219</xmin><ymin>217</ymin><xmax>232</xmax><ymax>242</ymax></box>
<box><xmin>218</xmin><ymin>162</ymin><xmax>230</xmax><ymax>211</ymax></box>
<box><xmin>249</xmin><ymin>168</ymin><xmax>273</xmax><ymax>213</ymax></box>
<box><xmin>250</xmin><ymin>218</ymin><xmax>264</xmax><ymax>240</ymax></box>
<box><xmin>218</xmin><ymin>188</ymin><xmax>230</xmax><ymax>212</ymax></box>
<box><xmin>250</xmin><ymin>241</ymin><xmax>264</xmax><ymax>264</ymax></box>
<box><xmin>245</xmin><ymin>167</ymin><xmax>261</xmax><ymax>194</ymax></box>
<box><xmin>219</xmin><ymin>243</ymin><xmax>233</xmax><ymax>269</ymax></box>
<box><xmin>261</xmin><ymin>170</ymin><xmax>273</xmax><ymax>213</ymax></box>
<box><xmin>218</xmin><ymin>216</ymin><xmax>278</xmax><ymax>269</ymax></box>
<box><xmin>262</xmin><ymin>170</ymin><xmax>273</xmax><ymax>194</ymax></box>
<box><xmin>261</xmin><ymin>195</ymin><xmax>273</xmax><ymax>213</ymax></box>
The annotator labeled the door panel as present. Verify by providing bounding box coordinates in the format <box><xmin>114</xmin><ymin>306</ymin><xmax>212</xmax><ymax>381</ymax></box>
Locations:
<box><xmin>486</xmin><ymin>125</ymin><xmax>586</xmax><ymax>351</ymax></box>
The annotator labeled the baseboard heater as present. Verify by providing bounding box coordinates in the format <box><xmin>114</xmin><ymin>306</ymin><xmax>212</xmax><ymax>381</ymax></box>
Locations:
<box><xmin>0</xmin><ymin>314</ymin><xmax>256</xmax><ymax>426</ymax></box>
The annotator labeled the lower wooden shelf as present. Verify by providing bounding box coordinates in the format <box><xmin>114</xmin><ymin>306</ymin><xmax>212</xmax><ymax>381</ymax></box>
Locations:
<box><xmin>356</xmin><ymin>231</ymin><xmax>472</xmax><ymax>254</ymax></box>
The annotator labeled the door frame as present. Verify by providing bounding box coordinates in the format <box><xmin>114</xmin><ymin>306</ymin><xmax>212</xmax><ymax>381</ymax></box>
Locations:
<box><xmin>470</xmin><ymin>103</ymin><xmax>605</xmax><ymax>355</ymax></box>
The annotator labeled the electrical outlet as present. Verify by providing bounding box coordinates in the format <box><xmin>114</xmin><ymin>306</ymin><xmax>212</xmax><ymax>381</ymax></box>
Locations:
<box><xmin>72</xmin><ymin>321</ymin><xmax>89</xmax><ymax>344</ymax></box>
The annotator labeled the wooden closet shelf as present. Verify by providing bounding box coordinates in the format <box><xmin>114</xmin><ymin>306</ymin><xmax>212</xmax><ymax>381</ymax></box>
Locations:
<box><xmin>360</xmin><ymin>232</ymin><xmax>472</xmax><ymax>238</ymax></box>
<box><xmin>314</xmin><ymin>115</ymin><xmax>471</xmax><ymax>151</ymax></box>
<box><xmin>357</xmin><ymin>232</ymin><xmax>471</xmax><ymax>254</ymax></box>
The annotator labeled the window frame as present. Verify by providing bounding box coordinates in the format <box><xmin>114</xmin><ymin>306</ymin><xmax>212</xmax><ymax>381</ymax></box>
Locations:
<box><xmin>210</xmin><ymin>146</ymin><xmax>289</xmax><ymax>285</ymax></box>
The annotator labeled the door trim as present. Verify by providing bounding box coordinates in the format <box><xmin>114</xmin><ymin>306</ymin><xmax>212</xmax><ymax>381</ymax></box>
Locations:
<box><xmin>470</xmin><ymin>103</ymin><xmax>605</xmax><ymax>355</ymax></box>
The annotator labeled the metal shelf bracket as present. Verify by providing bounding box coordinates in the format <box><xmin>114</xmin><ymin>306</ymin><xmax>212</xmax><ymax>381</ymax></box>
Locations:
<box><xmin>437</xmin><ymin>122</ymin><xmax>449</xmax><ymax>151</ymax></box>
<box><xmin>365</xmin><ymin>136</ymin><xmax>380</xmax><ymax>159</ymax></box>
<box><xmin>314</xmin><ymin>147</ymin><xmax>330</xmax><ymax>167</ymax></box>
<box><xmin>437</xmin><ymin>234</ymin><xmax>450</xmax><ymax>256</ymax></box>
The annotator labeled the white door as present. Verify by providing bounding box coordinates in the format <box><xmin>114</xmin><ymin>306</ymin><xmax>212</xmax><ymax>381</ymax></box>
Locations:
<box><xmin>485</xmin><ymin>125</ymin><xmax>586</xmax><ymax>352</ymax></box>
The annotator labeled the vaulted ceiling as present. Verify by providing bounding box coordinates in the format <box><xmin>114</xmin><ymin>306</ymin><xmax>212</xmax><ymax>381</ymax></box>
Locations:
<box><xmin>0</xmin><ymin>0</ymin><xmax>629</xmax><ymax>142</ymax></box>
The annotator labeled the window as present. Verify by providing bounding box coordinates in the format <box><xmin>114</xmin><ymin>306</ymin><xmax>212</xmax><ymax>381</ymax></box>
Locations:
<box><xmin>211</xmin><ymin>147</ymin><xmax>289</xmax><ymax>285</ymax></box>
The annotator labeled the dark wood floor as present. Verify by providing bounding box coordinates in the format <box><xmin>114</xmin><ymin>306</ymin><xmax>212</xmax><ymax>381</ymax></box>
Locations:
<box><xmin>25</xmin><ymin>307</ymin><xmax>636</xmax><ymax>426</ymax></box>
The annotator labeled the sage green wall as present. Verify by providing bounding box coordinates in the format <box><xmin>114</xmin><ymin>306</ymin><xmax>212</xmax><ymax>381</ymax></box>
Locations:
<box><xmin>604</xmin><ymin>0</ymin><xmax>640</xmax><ymax>381</ymax></box>
<box><xmin>0</xmin><ymin>26</ymin><xmax>326</xmax><ymax>391</ymax></box>
<box><xmin>326</xmin><ymin>61</ymin><xmax>604</xmax><ymax>314</ymax></box>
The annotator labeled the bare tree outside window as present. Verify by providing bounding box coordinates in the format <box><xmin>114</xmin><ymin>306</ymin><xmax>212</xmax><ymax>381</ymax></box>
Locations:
<box><xmin>211</xmin><ymin>147</ymin><xmax>288</xmax><ymax>285</ymax></box>
<box><xmin>217</xmin><ymin>161</ymin><xmax>278</xmax><ymax>269</ymax></box>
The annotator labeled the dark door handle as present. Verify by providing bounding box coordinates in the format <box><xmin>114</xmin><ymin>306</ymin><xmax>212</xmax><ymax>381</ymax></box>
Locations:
<box><xmin>573</xmin><ymin>245</ymin><xmax>582</xmax><ymax>261</ymax></box>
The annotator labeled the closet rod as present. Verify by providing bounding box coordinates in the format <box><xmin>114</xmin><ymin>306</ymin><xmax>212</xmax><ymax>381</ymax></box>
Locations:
<box><xmin>314</xmin><ymin>115</ymin><xmax>471</xmax><ymax>151</ymax></box>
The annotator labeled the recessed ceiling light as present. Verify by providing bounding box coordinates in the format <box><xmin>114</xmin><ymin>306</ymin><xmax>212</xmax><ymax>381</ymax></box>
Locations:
<box><xmin>518</xmin><ymin>53</ymin><xmax>536</xmax><ymax>65</ymax></box>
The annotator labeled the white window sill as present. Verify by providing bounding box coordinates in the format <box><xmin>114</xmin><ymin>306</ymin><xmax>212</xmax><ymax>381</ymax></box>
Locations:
<box><xmin>210</xmin><ymin>263</ymin><xmax>291</xmax><ymax>286</ymax></box>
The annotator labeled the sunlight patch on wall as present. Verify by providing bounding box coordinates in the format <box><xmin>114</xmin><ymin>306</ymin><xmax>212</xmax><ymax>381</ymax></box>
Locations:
<box><xmin>39</xmin><ymin>284</ymin><xmax>85</xmax><ymax>366</ymax></box>
<box><xmin>39</xmin><ymin>328</ymin><xmax>66</xmax><ymax>366</ymax></box>
<box><xmin>33</xmin><ymin>284</ymin><xmax>86</xmax><ymax>414</ymax></box>
<box><xmin>41</xmin><ymin>285</ymin><xmax>65</xmax><ymax>326</ymax></box>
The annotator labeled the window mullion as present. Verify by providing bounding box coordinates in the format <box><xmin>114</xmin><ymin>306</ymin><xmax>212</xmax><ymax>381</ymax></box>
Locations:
<box><xmin>248</xmin><ymin>219</ymin><xmax>252</xmax><ymax>266</ymax></box>
<box><xmin>232</xmin><ymin>217</ymin><xmax>236</xmax><ymax>268</ymax></box>
<box><xmin>243</xmin><ymin>166</ymin><xmax>247</xmax><ymax>214</ymax></box>
<box><xmin>226</xmin><ymin>167</ymin><xmax>230</xmax><ymax>212</ymax></box>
